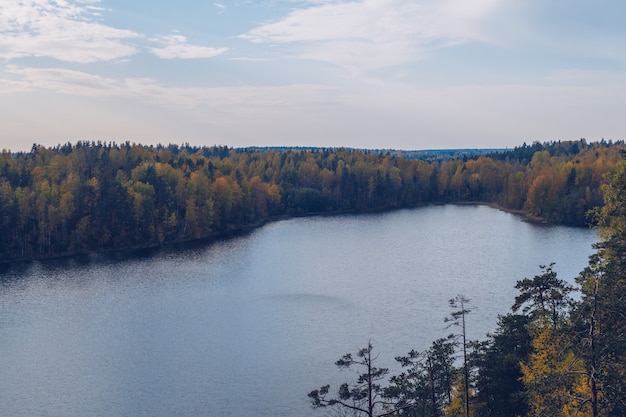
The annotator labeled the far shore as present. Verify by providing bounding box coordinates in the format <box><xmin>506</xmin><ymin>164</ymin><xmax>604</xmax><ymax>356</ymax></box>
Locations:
<box><xmin>453</xmin><ymin>201</ymin><xmax>549</xmax><ymax>225</ymax></box>
<box><xmin>1</xmin><ymin>201</ymin><xmax>585</xmax><ymax>267</ymax></box>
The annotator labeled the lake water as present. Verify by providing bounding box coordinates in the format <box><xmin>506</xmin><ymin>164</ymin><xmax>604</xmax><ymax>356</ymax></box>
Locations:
<box><xmin>0</xmin><ymin>205</ymin><xmax>599</xmax><ymax>417</ymax></box>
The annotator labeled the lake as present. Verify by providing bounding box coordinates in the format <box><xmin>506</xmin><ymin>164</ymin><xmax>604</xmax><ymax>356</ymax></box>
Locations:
<box><xmin>0</xmin><ymin>204</ymin><xmax>599</xmax><ymax>417</ymax></box>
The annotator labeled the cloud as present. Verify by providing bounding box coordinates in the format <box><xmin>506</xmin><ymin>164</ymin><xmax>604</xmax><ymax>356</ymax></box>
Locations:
<box><xmin>2</xmin><ymin>65</ymin><xmax>334</xmax><ymax>110</ymax></box>
<box><xmin>0</xmin><ymin>0</ymin><xmax>140</xmax><ymax>63</ymax></box>
<box><xmin>0</xmin><ymin>0</ymin><xmax>227</xmax><ymax>63</ymax></box>
<box><xmin>214</xmin><ymin>2</ymin><xmax>226</xmax><ymax>14</ymax></box>
<box><xmin>240</xmin><ymin>0</ymin><xmax>504</xmax><ymax>70</ymax></box>
<box><xmin>149</xmin><ymin>34</ymin><xmax>228</xmax><ymax>60</ymax></box>
<box><xmin>5</xmin><ymin>65</ymin><xmax>123</xmax><ymax>96</ymax></box>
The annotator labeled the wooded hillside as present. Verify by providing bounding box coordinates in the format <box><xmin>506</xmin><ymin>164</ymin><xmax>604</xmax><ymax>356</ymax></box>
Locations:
<box><xmin>0</xmin><ymin>139</ymin><xmax>623</xmax><ymax>262</ymax></box>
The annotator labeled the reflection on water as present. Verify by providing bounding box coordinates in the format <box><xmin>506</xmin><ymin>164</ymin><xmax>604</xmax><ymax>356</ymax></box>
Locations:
<box><xmin>0</xmin><ymin>205</ymin><xmax>598</xmax><ymax>417</ymax></box>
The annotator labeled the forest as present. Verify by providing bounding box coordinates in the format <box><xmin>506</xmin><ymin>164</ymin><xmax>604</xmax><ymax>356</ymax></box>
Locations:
<box><xmin>0</xmin><ymin>138</ymin><xmax>624</xmax><ymax>263</ymax></box>
<box><xmin>309</xmin><ymin>158</ymin><xmax>626</xmax><ymax>416</ymax></box>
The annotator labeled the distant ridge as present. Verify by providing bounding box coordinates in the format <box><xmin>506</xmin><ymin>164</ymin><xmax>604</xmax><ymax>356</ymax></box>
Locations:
<box><xmin>236</xmin><ymin>146</ymin><xmax>507</xmax><ymax>161</ymax></box>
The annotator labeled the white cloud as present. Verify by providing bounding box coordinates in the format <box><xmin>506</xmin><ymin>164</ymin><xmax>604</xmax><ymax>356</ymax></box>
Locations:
<box><xmin>149</xmin><ymin>34</ymin><xmax>228</xmax><ymax>60</ymax></box>
<box><xmin>2</xmin><ymin>65</ymin><xmax>334</xmax><ymax>110</ymax></box>
<box><xmin>5</xmin><ymin>65</ymin><xmax>123</xmax><ymax>96</ymax></box>
<box><xmin>0</xmin><ymin>77</ymin><xmax>30</xmax><ymax>94</ymax></box>
<box><xmin>214</xmin><ymin>2</ymin><xmax>226</xmax><ymax>14</ymax></box>
<box><xmin>0</xmin><ymin>0</ymin><xmax>139</xmax><ymax>63</ymax></box>
<box><xmin>0</xmin><ymin>1</ymin><xmax>227</xmax><ymax>63</ymax></box>
<box><xmin>240</xmin><ymin>0</ymin><xmax>504</xmax><ymax>70</ymax></box>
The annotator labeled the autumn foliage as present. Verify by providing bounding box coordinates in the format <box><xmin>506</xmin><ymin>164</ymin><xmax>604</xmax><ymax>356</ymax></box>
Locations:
<box><xmin>0</xmin><ymin>139</ymin><xmax>623</xmax><ymax>262</ymax></box>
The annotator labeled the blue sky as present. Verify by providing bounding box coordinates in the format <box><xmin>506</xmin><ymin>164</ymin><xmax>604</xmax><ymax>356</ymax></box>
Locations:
<box><xmin>1</xmin><ymin>0</ymin><xmax>625</xmax><ymax>152</ymax></box>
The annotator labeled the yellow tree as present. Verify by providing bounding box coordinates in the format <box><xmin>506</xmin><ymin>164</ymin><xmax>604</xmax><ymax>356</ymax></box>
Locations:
<box><xmin>444</xmin><ymin>374</ymin><xmax>478</xmax><ymax>417</ymax></box>
<box><xmin>521</xmin><ymin>320</ymin><xmax>591</xmax><ymax>417</ymax></box>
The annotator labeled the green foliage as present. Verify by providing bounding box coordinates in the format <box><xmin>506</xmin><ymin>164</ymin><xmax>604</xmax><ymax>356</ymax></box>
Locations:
<box><xmin>512</xmin><ymin>263</ymin><xmax>574</xmax><ymax>327</ymax></box>
<box><xmin>386</xmin><ymin>336</ymin><xmax>457</xmax><ymax>416</ymax></box>
<box><xmin>572</xmin><ymin>159</ymin><xmax>626</xmax><ymax>416</ymax></box>
<box><xmin>471</xmin><ymin>314</ymin><xmax>532</xmax><ymax>416</ymax></box>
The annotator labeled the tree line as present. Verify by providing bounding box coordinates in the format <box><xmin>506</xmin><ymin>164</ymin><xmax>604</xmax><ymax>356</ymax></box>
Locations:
<box><xmin>0</xmin><ymin>139</ymin><xmax>624</xmax><ymax>262</ymax></box>
<box><xmin>308</xmin><ymin>159</ymin><xmax>626</xmax><ymax>416</ymax></box>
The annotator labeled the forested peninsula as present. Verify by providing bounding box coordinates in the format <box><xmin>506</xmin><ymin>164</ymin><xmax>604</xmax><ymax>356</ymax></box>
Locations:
<box><xmin>0</xmin><ymin>139</ymin><xmax>623</xmax><ymax>263</ymax></box>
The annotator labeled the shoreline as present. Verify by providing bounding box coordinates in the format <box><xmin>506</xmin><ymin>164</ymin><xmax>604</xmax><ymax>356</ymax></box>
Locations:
<box><xmin>453</xmin><ymin>201</ymin><xmax>549</xmax><ymax>225</ymax></box>
<box><xmin>0</xmin><ymin>201</ymin><xmax>575</xmax><ymax>268</ymax></box>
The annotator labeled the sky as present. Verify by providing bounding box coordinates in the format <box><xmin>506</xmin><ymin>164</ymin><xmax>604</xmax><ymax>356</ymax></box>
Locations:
<box><xmin>1</xmin><ymin>0</ymin><xmax>625</xmax><ymax>152</ymax></box>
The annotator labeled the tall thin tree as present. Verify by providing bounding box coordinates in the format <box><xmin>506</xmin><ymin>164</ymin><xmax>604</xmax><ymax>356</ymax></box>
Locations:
<box><xmin>445</xmin><ymin>294</ymin><xmax>472</xmax><ymax>417</ymax></box>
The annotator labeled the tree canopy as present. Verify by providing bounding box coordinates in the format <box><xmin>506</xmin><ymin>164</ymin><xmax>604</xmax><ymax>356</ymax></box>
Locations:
<box><xmin>0</xmin><ymin>139</ymin><xmax>623</xmax><ymax>262</ymax></box>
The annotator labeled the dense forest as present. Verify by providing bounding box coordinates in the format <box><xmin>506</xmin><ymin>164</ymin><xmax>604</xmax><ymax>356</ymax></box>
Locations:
<box><xmin>309</xmin><ymin>158</ymin><xmax>626</xmax><ymax>416</ymax></box>
<box><xmin>0</xmin><ymin>139</ymin><xmax>624</xmax><ymax>263</ymax></box>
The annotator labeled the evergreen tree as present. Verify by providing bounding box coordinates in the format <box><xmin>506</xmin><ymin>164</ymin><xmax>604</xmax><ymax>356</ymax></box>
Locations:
<box><xmin>308</xmin><ymin>343</ymin><xmax>396</xmax><ymax>417</ymax></box>
<box><xmin>444</xmin><ymin>295</ymin><xmax>472</xmax><ymax>417</ymax></box>
<box><xmin>572</xmin><ymin>159</ymin><xmax>626</xmax><ymax>415</ymax></box>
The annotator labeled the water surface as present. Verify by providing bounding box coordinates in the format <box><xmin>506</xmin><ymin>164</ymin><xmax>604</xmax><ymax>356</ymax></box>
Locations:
<box><xmin>0</xmin><ymin>205</ymin><xmax>598</xmax><ymax>416</ymax></box>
